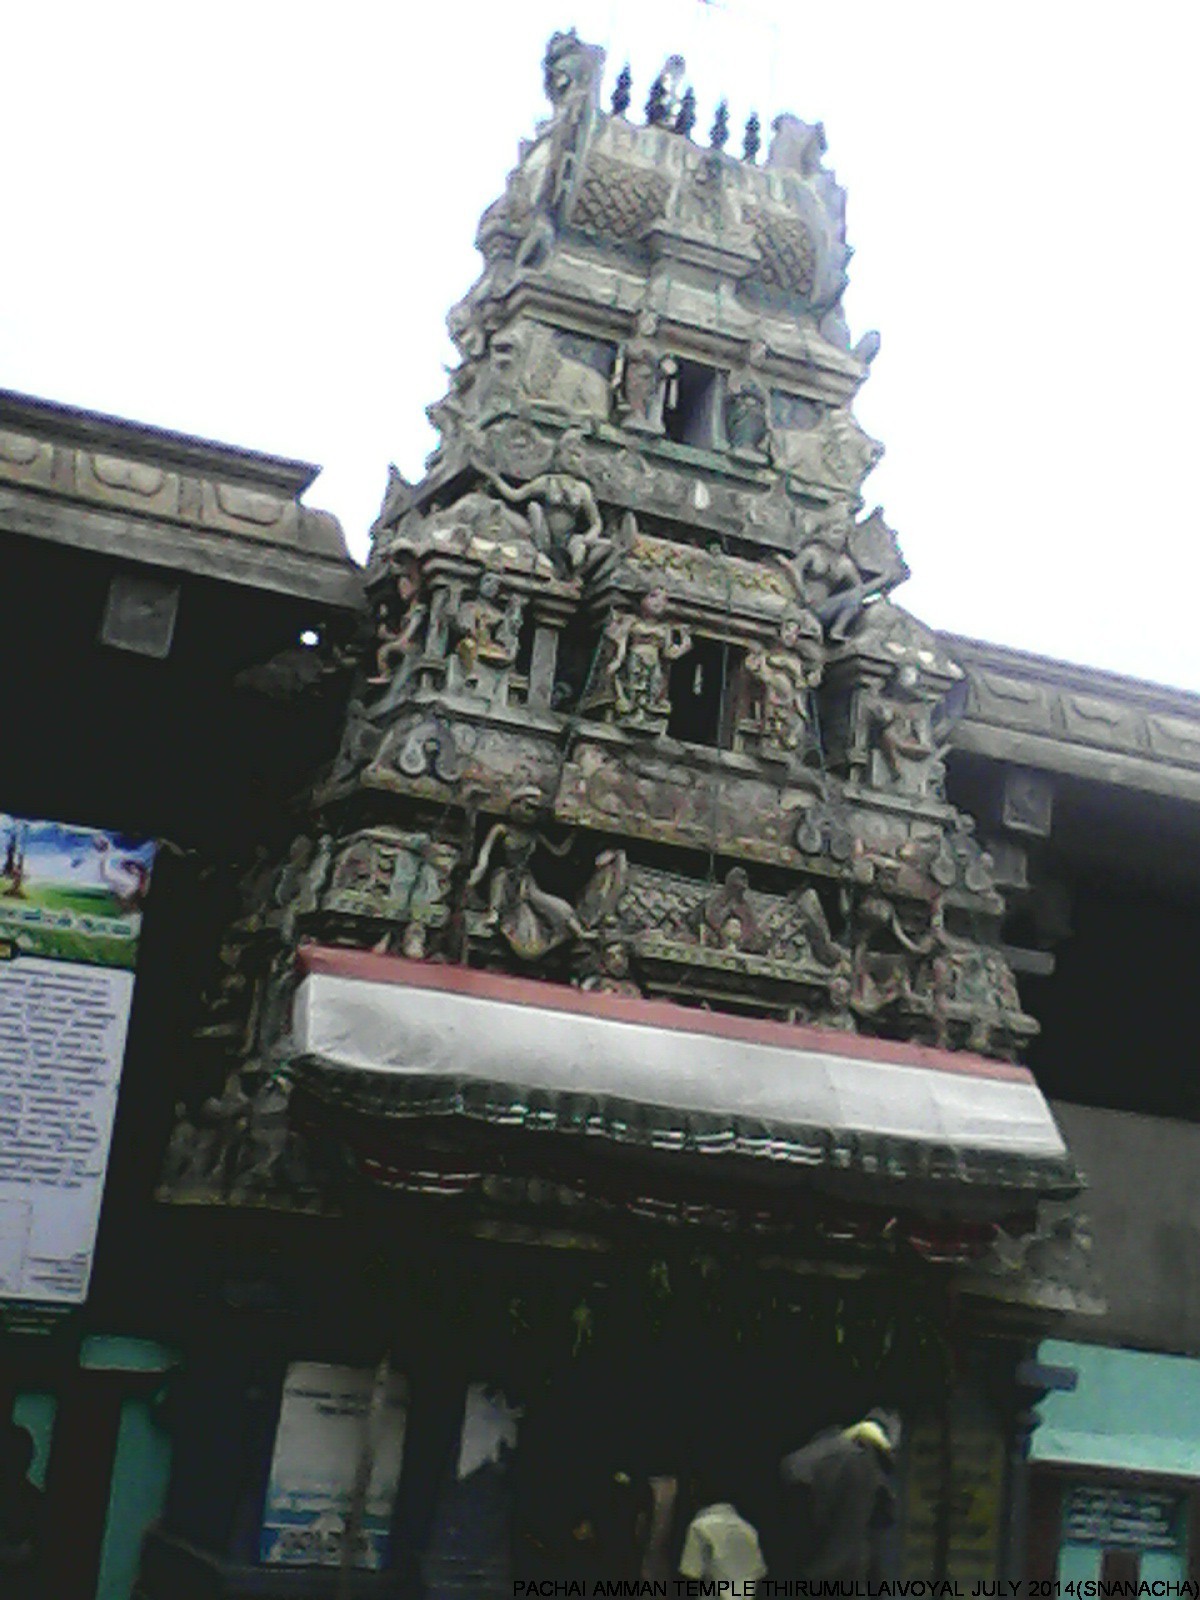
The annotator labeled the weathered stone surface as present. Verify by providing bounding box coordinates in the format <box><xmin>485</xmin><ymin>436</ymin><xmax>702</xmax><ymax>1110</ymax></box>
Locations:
<box><xmin>0</xmin><ymin>387</ymin><xmax>360</xmax><ymax>606</ymax></box>
<box><xmin>159</xmin><ymin>31</ymin><xmax>1051</xmax><ymax>1218</ymax></box>
<box><xmin>947</xmin><ymin>632</ymin><xmax>1200</xmax><ymax>799</ymax></box>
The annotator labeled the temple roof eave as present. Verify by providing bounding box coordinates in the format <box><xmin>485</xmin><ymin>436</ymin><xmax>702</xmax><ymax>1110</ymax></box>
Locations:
<box><xmin>289</xmin><ymin>946</ymin><xmax>1078</xmax><ymax>1221</ymax></box>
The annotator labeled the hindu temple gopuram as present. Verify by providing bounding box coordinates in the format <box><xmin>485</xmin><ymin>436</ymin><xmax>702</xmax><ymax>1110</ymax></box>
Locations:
<box><xmin>142</xmin><ymin>32</ymin><xmax>1086</xmax><ymax>1593</ymax></box>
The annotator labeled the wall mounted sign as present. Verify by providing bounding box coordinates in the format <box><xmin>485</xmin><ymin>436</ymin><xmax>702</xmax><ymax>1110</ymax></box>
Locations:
<box><xmin>260</xmin><ymin>1362</ymin><xmax>409</xmax><ymax>1570</ymax></box>
<box><xmin>0</xmin><ymin>814</ymin><xmax>154</xmax><ymax>1305</ymax></box>
<box><xmin>1064</xmin><ymin>1485</ymin><xmax>1181</xmax><ymax>1551</ymax></box>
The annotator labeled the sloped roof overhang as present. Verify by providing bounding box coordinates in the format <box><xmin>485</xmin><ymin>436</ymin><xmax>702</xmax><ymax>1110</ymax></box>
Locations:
<box><xmin>289</xmin><ymin>947</ymin><xmax>1076</xmax><ymax>1219</ymax></box>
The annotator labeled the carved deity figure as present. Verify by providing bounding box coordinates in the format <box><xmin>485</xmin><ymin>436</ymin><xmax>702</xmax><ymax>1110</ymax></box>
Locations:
<box><xmin>687</xmin><ymin>868</ymin><xmax>766</xmax><ymax>953</ymax></box>
<box><xmin>541</xmin><ymin>28</ymin><xmax>602</xmax><ymax>110</ymax></box>
<box><xmin>767</xmin><ymin>114</ymin><xmax>828</xmax><ymax>178</ymax></box>
<box><xmin>370</xmin><ymin>554</ymin><xmax>427</xmax><ymax>684</ymax></box>
<box><xmin>576</xmin><ymin>939</ymin><xmax>641</xmax><ymax>997</ymax></box>
<box><xmin>614</xmin><ymin>343</ymin><xmax>665</xmax><ymax>429</ymax></box>
<box><xmin>743</xmin><ymin>614</ymin><xmax>824</xmax><ymax>759</ymax></box>
<box><xmin>670</xmin><ymin>150</ymin><xmax>739</xmax><ymax>234</ymax></box>
<box><xmin>482</xmin><ymin>461</ymin><xmax>607</xmax><ymax>572</ymax></box>
<box><xmin>498</xmin><ymin>30</ymin><xmax>602</xmax><ymax>269</ymax></box>
<box><xmin>851</xmin><ymin>892</ymin><xmax>939</xmax><ymax>1018</ymax></box>
<box><xmin>594</xmin><ymin>588</ymin><xmax>691</xmax><ymax>732</ymax></box>
<box><xmin>787</xmin><ymin>885</ymin><xmax>848</xmax><ymax>970</ymax></box>
<box><xmin>774</xmin><ymin>535</ymin><xmax>867</xmax><ymax>642</ymax></box>
<box><xmin>451</xmin><ymin>574</ymin><xmax>524</xmax><ymax>678</ymax></box>
<box><xmin>468</xmin><ymin>822</ymin><xmax>585</xmax><ymax>961</ymax></box>
<box><xmin>931</xmin><ymin>936</ymin><xmax>1024</xmax><ymax>1057</ymax></box>
<box><xmin>725</xmin><ymin>383</ymin><xmax>769</xmax><ymax>452</ymax></box>
<box><xmin>576</xmin><ymin>847</ymin><xmax>629</xmax><ymax>931</ymax></box>
<box><xmin>866</xmin><ymin>664</ymin><xmax>946</xmax><ymax>797</ymax></box>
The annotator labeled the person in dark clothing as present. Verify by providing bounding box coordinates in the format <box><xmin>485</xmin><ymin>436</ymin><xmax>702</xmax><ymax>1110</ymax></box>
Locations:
<box><xmin>0</xmin><ymin>1422</ymin><xmax>44</xmax><ymax>1600</ymax></box>
<box><xmin>778</xmin><ymin>1408</ymin><xmax>900</xmax><ymax>1580</ymax></box>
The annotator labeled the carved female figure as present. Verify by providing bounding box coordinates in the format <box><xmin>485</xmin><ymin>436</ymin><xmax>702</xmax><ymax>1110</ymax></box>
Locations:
<box><xmin>743</xmin><ymin>615</ymin><xmax>823</xmax><ymax>758</ymax></box>
<box><xmin>615</xmin><ymin>344</ymin><xmax>663</xmax><ymax>428</ymax></box>
<box><xmin>596</xmin><ymin>588</ymin><xmax>691</xmax><ymax>732</ymax></box>
<box><xmin>468</xmin><ymin>822</ymin><xmax>585</xmax><ymax>961</ymax></box>
<box><xmin>482</xmin><ymin>462</ymin><xmax>606</xmax><ymax>571</ymax></box>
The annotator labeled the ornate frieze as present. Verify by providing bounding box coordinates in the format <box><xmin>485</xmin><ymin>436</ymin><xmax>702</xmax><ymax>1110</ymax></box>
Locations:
<box><xmin>159</xmin><ymin>30</ymin><xmax>1049</xmax><ymax>1220</ymax></box>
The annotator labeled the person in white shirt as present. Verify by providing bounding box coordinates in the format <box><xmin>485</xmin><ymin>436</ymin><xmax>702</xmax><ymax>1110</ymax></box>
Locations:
<box><xmin>679</xmin><ymin>1491</ymin><xmax>767</xmax><ymax>1583</ymax></box>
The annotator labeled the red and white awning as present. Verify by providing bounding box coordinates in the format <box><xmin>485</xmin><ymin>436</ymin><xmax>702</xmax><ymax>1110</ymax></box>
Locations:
<box><xmin>289</xmin><ymin>947</ymin><xmax>1075</xmax><ymax>1205</ymax></box>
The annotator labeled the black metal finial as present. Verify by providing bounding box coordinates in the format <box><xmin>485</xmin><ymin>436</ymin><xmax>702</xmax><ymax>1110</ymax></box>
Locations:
<box><xmin>611</xmin><ymin>64</ymin><xmax>631</xmax><ymax>117</ymax></box>
<box><xmin>675</xmin><ymin>87</ymin><xmax>696</xmax><ymax>138</ymax></box>
<box><xmin>645</xmin><ymin>75</ymin><xmax>670</xmax><ymax>127</ymax></box>
<box><xmin>743</xmin><ymin>111</ymin><xmax>761</xmax><ymax>163</ymax></box>
<box><xmin>710</xmin><ymin>99</ymin><xmax>729</xmax><ymax>150</ymax></box>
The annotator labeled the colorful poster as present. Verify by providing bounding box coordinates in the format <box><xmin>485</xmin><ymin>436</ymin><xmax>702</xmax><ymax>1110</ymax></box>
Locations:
<box><xmin>0</xmin><ymin>814</ymin><xmax>155</xmax><ymax>1305</ymax></box>
<box><xmin>260</xmin><ymin>1362</ymin><xmax>409</xmax><ymax>1570</ymax></box>
<box><xmin>0</xmin><ymin>817</ymin><xmax>153</xmax><ymax>969</ymax></box>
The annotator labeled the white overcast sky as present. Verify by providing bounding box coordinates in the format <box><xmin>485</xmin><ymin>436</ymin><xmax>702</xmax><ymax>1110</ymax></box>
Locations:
<box><xmin>3</xmin><ymin>1</ymin><xmax>1198</xmax><ymax>690</ymax></box>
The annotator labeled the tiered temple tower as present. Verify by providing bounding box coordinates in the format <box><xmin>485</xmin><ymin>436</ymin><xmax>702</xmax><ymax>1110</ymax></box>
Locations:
<box><xmin>336</xmin><ymin>31</ymin><xmax>1030</xmax><ymax>1053</ymax></box>
<box><xmin>149</xmin><ymin>37</ymin><xmax>1080</xmax><ymax>1589</ymax></box>
<box><xmin>162</xmin><ymin>29</ymin><xmax>1068</xmax><ymax>1265</ymax></box>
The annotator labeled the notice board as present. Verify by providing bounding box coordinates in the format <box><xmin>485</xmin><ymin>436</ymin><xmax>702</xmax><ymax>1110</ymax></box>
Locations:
<box><xmin>0</xmin><ymin>813</ymin><xmax>154</xmax><ymax>1306</ymax></box>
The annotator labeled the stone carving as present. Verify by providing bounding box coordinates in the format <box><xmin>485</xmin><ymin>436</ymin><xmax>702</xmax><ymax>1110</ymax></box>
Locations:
<box><xmin>448</xmin><ymin>574</ymin><xmax>524</xmax><ymax>688</ymax></box>
<box><xmin>271</xmin><ymin>834</ymin><xmax>333</xmax><ymax>943</ymax></box>
<box><xmin>930</xmin><ymin>936</ymin><xmax>1031</xmax><ymax>1058</ymax></box>
<box><xmin>767</xmin><ymin>114</ymin><xmax>828</xmax><ymax>178</ymax></box>
<box><xmin>481</xmin><ymin>452</ymin><xmax>607</xmax><ymax>573</ymax></box>
<box><xmin>227</xmin><ymin>1075</ymin><xmax>313</xmax><ymax>1203</ymax></box>
<box><xmin>742</xmin><ymin>615</ymin><xmax>824</xmax><ymax>761</ymax></box>
<box><xmin>576</xmin><ymin>846</ymin><xmax>630</xmax><ymax>931</ymax></box>
<box><xmin>774</xmin><ymin>511</ymin><xmax>893</xmax><ymax>641</ymax></box>
<box><xmin>724</xmin><ymin>382</ymin><xmax>769</xmax><ymax>453</ymax></box>
<box><xmin>329</xmin><ymin>698</ymin><xmax>385</xmax><ymax>786</ymax></box>
<box><xmin>323</xmin><ymin>828</ymin><xmax>459</xmax><ymax>958</ymax></box>
<box><xmin>746</xmin><ymin>209</ymin><xmax>818</xmax><ymax>297</ymax></box>
<box><xmin>160</xmin><ymin>1070</ymin><xmax>314</xmax><ymax>1205</ymax></box>
<box><xmin>482</xmin><ymin>29</ymin><xmax>604</xmax><ymax>270</ymax></box>
<box><xmin>668</xmin><ymin>149</ymin><xmax>742</xmax><ymax>235</ymax></box>
<box><xmin>587</xmin><ymin>588</ymin><xmax>692</xmax><ymax>734</ymax></box>
<box><xmin>569</xmin><ymin>154</ymin><xmax>673</xmax><ymax>241</ymax></box>
<box><xmin>433</xmin><ymin>487</ymin><xmax>535</xmax><ymax>551</ymax></box>
<box><xmin>849</xmin><ymin>891</ymin><xmax>938</xmax><ymax>1020</ymax></box>
<box><xmin>574</xmin><ymin>938</ymin><xmax>641</xmax><ymax>996</ymax></box>
<box><xmin>774</xmin><ymin>408</ymin><xmax>882</xmax><ymax>493</ymax></box>
<box><xmin>467</xmin><ymin>820</ymin><xmax>586</xmax><ymax>960</ymax></box>
<box><xmin>565</xmin><ymin>857</ymin><xmax>856</xmax><ymax>1023</ymax></box>
<box><xmin>479</xmin><ymin>417</ymin><xmax>556</xmax><ymax>479</ymax></box>
<box><xmin>613</xmin><ymin>342</ymin><xmax>669</xmax><ymax>431</ymax></box>
<box><xmin>513</xmin><ymin>322</ymin><xmax>615</xmax><ymax>420</ymax></box>
<box><xmin>369</xmin><ymin>552</ymin><xmax>427</xmax><ymax>685</ymax></box>
<box><xmin>863</xmin><ymin>665</ymin><xmax>948</xmax><ymax>799</ymax></box>
<box><xmin>687</xmin><ymin>868</ymin><xmax>766</xmax><ymax>952</ymax></box>
<box><xmin>541</xmin><ymin>27</ymin><xmax>603</xmax><ymax>111</ymax></box>
<box><xmin>394</xmin><ymin>717</ymin><xmax>463</xmax><ymax>783</ymax></box>
<box><xmin>476</xmin><ymin>322</ymin><xmax>532</xmax><ymax>416</ymax></box>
